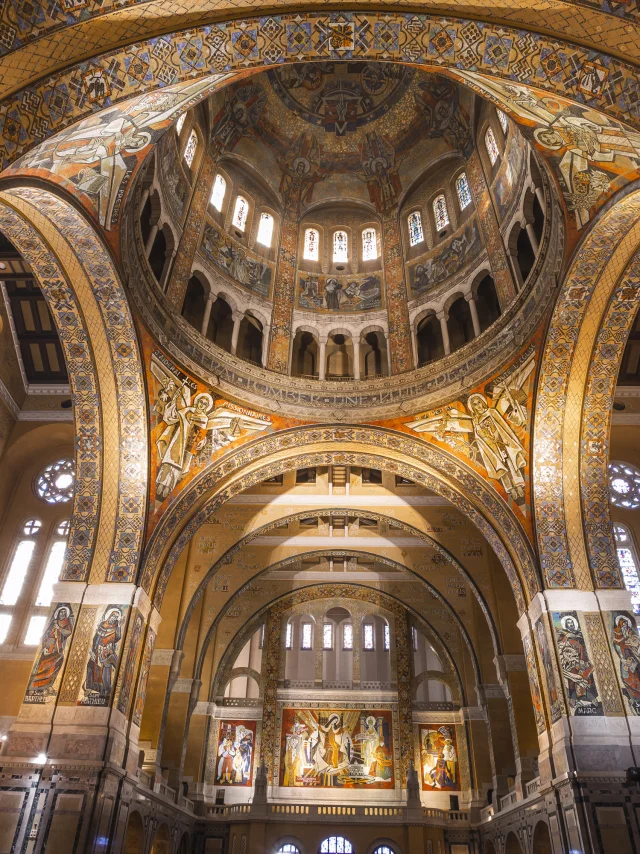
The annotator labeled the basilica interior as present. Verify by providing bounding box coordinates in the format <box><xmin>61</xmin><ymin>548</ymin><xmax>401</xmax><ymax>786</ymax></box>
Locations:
<box><xmin>1</xmin><ymin>10</ymin><xmax>640</xmax><ymax>854</ymax></box>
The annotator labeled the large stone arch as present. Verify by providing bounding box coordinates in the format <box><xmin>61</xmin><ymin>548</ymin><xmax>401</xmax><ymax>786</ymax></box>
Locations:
<box><xmin>140</xmin><ymin>427</ymin><xmax>538</xmax><ymax>613</ymax></box>
<box><xmin>0</xmin><ymin>187</ymin><xmax>148</xmax><ymax>584</ymax></box>
<box><xmin>533</xmin><ymin>187</ymin><xmax>640</xmax><ymax>590</ymax></box>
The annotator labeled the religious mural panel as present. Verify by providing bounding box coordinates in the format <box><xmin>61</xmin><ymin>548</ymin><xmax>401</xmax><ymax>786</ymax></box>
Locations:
<box><xmin>132</xmin><ymin>628</ymin><xmax>155</xmax><ymax>727</ymax></box>
<box><xmin>115</xmin><ymin>611</ymin><xmax>145</xmax><ymax>716</ymax></box>
<box><xmin>522</xmin><ymin>633</ymin><xmax>546</xmax><ymax>733</ymax></box>
<box><xmin>24</xmin><ymin>603</ymin><xmax>77</xmax><ymax>704</ymax></box>
<box><xmin>200</xmin><ymin>224</ymin><xmax>273</xmax><ymax>297</ymax></box>
<box><xmin>215</xmin><ymin>720</ymin><xmax>256</xmax><ymax>786</ymax></box>
<box><xmin>552</xmin><ymin>611</ymin><xmax>603</xmax><ymax>716</ymax></box>
<box><xmin>493</xmin><ymin>132</ymin><xmax>527</xmax><ymax>222</ymax></box>
<box><xmin>408</xmin><ymin>220</ymin><xmax>482</xmax><ymax>298</ymax></box>
<box><xmin>407</xmin><ymin>346</ymin><xmax>535</xmax><ymax>509</ymax></box>
<box><xmin>608</xmin><ymin>611</ymin><xmax>640</xmax><ymax>715</ymax></box>
<box><xmin>298</xmin><ymin>273</ymin><xmax>382</xmax><ymax>312</ymax></box>
<box><xmin>419</xmin><ymin>724</ymin><xmax>459</xmax><ymax>791</ymax></box>
<box><xmin>79</xmin><ymin>604</ymin><xmax>128</xmax><ymax>707</ymax></box>
<box><xmin>280</xmin><ymin>709</ymin><xmax>394</xmax><ymax>788</ymax></box>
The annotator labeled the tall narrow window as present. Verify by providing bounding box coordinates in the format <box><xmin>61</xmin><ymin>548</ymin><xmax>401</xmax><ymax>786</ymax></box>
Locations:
<box><xmin>323</xmin><ymin>623</ymin><xmax>333</xmax><ymax>650</ymax></box>
<box><xmin>384</xmin><ymin>623</ymin><xmax>390</xmax><ymax>650</ymax></box>
<box><xmin>433</xmin><ymin>194</ymin><xmax>450</xmax><ymax>232</ymax></box>
<box><xmin>257</xmin><ymin>212</ymin><xmax>274</xmax><ymax>247</ymax></box>
<box><xmin>333</xmin><ymin>230</ymin><xmax>348</xmax><ymax>263</ymax></box>
<box><xmin>176</xmin><ymin>113</ymin><xmax>186</xmax><ymax>136</ymax></box>
<box><xmin>210</xmin><ymin>174</ymin><xmax>226</xmax><ymax>212</ymax></box>
<box><xmin>259</xmin><ymin>623</ymin><xmax>265</xmax><ymax>648</ymax></box>
<box><xmin>412</xmin><ymin>625</ymin><xmax>418</xmax><ymax>651</ymax></box>
<box><xmin>343</xmin><ymin>624</ymin><xmax>353</xmax><ymax>650</ymax></box>
<box><xmin>184</xmin><ymin>130</ymin><xmax>198</xmax><ymax>168</ymax></box>
<box><xmin>614</xmin><ymin>525</ymin><xmax>640</xmax><ymax>615</ymax></box>
<box><xmin>456</xmin><ymin>173</ymin><xmax>472</xmax><ymax>211</ymax></box>
<box><xmin>35</xmin><ymin>540</ymin><xmax>67</xmax><ymax>607</ymax></box>
<box><xmin>233</xmin><ymin>196</ymin><xmax>249</xmax><ymax>232</ymax></box>
<box><xmin>497</xmin><ymin>109</ymin><xmax>508</xmax><ymax>134</ymax></box>
<box><xmin>485</xmin><ymin>127</ymin><xmax>499</xmax><ymax>165</ymax></box>
<box><xmin>304</xmin><ymin>228</ymin><xmax>319</xmax><ymax>261</ymax></box>
<box><xmin>408</xmin><ymin>211</ymin><xmax>424</xmax><ymax>246</ymax></box>
<box><xmin>362</xmin><ymin>228</ymin><xmax>378</xmax><ymax>261</ymax></box>
<box><xmin>285</xmin><ymin>622</ymin><xmax>293</xmax><ymax>649</ymax></box>
<box><xmin>0</xmin><ymin>615</ymin><xmax>11</xmax><ymax>644</ymax></box>
<box><xmin>24</xmin><ymin>615</ymin><xmax>47</xmax><ymax>646</ymax></box>
<box><xmin>301</xmin><ymin>622</ymin><xmax>312</xmax><ymax>650</ymax></box>
<box><xmin>1</xmin><ymin>533</ymin><xmax>37</xmax><ymax>606</ymax></box>
<box><xmin>363</xmin><ymin>623</ymin><xmax>374</xmax><ymax>650</ymax></box>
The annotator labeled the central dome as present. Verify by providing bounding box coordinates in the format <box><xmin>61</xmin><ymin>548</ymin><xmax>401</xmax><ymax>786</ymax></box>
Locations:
<box><xmin>129</xmin><ymin>60</ymin><xmax>557</xmax><ymax>417</ymax></box>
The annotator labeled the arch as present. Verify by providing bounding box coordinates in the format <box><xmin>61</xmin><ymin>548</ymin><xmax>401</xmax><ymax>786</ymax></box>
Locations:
<box><xmin>447</xmin><ymin>296</ymin><xmax>475</xmax><ymax>352</ymax></box>
<box><xmin>150</xmin><ymin>823</ymin><xmax>171</xmax><ymax>854</ymax></box>
<box><xmin>122</xmin><ymin>810</ymin><xmax>144</xmax><ymax>854</ymax></box>
<box><xmin>206</xmin><ymin>295</ymin><xmax>234</xmax><ymax>351</ymax></box>
<box><xmin>320</xmin><ymin>836</ymin><xmax>353</xmax><ymax>853</ymax></box>
<box><xmin>236</xmin><ymin>313</ymin><xmax>263</xmax><ymax>365</ymax></box>
<box><xmin>368</xmin><ymin>842</ymin><xmax>399</xmax><ymax>854</ymax></box>
<box><xmin>141</xmin><ymin>429</ymin><xmax>536</xmax><ymax>613</ymax></box>
<box><xmin>0</xmin><ymin>188</ymin><xmax>147</xmax><ymax>586</ymax></box>
<box><xmin>532</xmin><ymin>821</ymin><xmax>552</xmax><ymax>854</ymax></box>
<box><xmin>275</xmin><ymin>840</ymin><xmax>304</xmax><ymax>854</ymax></box>
<box><xmin>291</xmin><ymin>329</ymin><xmax>318</xmax><ymax>378</ymax></box>
<box><xmin>181</xmin><ymin>273</ymin><xmax>206</xmax><ymax>329</ymax></box>
<box><xmin>416</xmin><ymin>312</ymin><xmax>444</xmax><ymax>366</ymax></box>
<box><xmin>504</xmin><ymin>833</ymin><xmax>523</xmax><ymax>854</ymax></box>
<box><xmin>177</xmin><ymin>834</ymin><xmax>190</xmax><ymax>854</ymax></box>
<box><xmin>475</xmin><ymin>275</ymin><xmax>501</xmax><ymax>332</ymax></box>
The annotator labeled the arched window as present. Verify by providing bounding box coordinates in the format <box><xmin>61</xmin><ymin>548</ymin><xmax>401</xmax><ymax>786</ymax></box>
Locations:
<box><xmin>183</xmin><ymin>129</ymin><xmax>198</xmax><ymax>168</ymax></box>
<box><xmin>285</xmin><ymin>622</ymin><xmax>293</xmax><ymax>649</ymax></box>
<box><xmin>0</xmin><ymin>519</ymin><xmax>41</xmax><ymax>607</ymax></box>
<box><xmin>362</xmin><ymin>228</ymin><xmax>378</xmax><ymax>261</ymax></box>
<box><xmin>373</xmin><ymin>847</ymin><xmax>396</xmax><ymax>854</ymax></box>
<box><xmin>320</xmin><ymin>838</ymin><xmax>352</xmax><ymax>854</ymax></box>
<box><xmin>210</xmin><ymin>174</ymin><xmax>226</xmax><ymax>211</ymax></box>
<box><xmin>343</xmin><ymin>623</ymin><xmax>353</xmax><ymax>650</ymax></box>
<box><xmin>485</xmin><ymin>127</ymin><xmax>499</xmax><ymax>165</ymax></box>
<box><xmin>433</xmin><ymin>194</ymin><xmax>449</xmax><ymax>233</ymax></box>
<box><xmin>233</xmin><ymin>196</ymin><xmax>249</xmax><ymax>232</ymax></box>
<box><xmin>609</xmin><ymin>461</ymin><xmax>640</xmax><ymax>509</ymax></box>
<box><xmin>35</xmin><ymin>459</ymin><xmax>75</xmax><ymax>504</ymax></box>
<box><xmin>323</xmin><ymin>623</ymin><xmax>333</xmax><ymax>650</ymax></box>
<box><xmin>408</xmin><ymin>210</ymin><xmax>424</xmax><ymax>246</ymax></box>
<box><xmin>455</xmin><ymin>173</ymin><xmax>472</xmax><ymax>211</ymax></box>
<box><xmin>34</xmin><ymin>520</ymin><xmax>70</xmax><ymax>608</ymax></box>
<box><xmin>497</xmin><ymin>109</ymin><xmax>508</xmax><ymax>134</ymax></box>
<box><xmin>304</xmin><ymin>228</ymin><xmax>319</xmax><ymax>261</ymax></box>
<box><xmin>301</xmin><ymin>622</ymin><xmax>312</xmax><ymax>650</ymax></box>
<box><xmin>276</xmin><ymin>846</ymin><xmax>300</xmax><ymax>854</ymax></box>
<box><xmin>614</xmin><ymin>524</ymin><xmax>640</xmax><ymax>614</ymax></box>
<box><xmin>333</xmin><ymin>230</ymin><xmax>348</xmax><ymax>263</ymax></box>
<box><xmin>176</xmin><ymin>113</ymin><xmax>186</xmax><ymax>136</ymax></box>
<box><xmin>257</xmin><ymin>212</ymin><xmax>274</xmax><ymax>247</ymax></box>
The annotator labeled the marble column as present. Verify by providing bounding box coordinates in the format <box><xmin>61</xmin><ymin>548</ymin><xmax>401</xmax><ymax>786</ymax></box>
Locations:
<box><xmin>230</xmin><ymin>312</ymin><xmax>242</xmax><ymax>356</ymax></box>
<box><xmin>466</xmin><ymin>293</ymin><xmax>481</xmax><ymax>337</ymax></box>
<box><xmin>535</xmin><ymin>185</ymin><xmax>545</xmax><ymax>211</ymax></box>
<box><xmin>267</xmin><ymin>212</ymin><xmax>298</xmax><ymax>373</ymax></box>
<box><xmin>201</xmin><ymin>295</ymin><xmax>214</xmax><ymax>337</ymax></box>
<box><xmin>352</xmin><ymin>338</ymin><xmax>361</xmax><ymax>380</ymax></box>
<box><xmin>437</xmin><ymin>311</ymin><xmax>451</xmax><ymax>355</ymax></box>
<box><xmin>145</xmin><ymin>221</ymin><xmax>159</xmax><ymax>257</ymax></box>
<box><xmin>381</xmin><ymin>210</ymin><xmax>413</xmax><ymax>374</ymax></box>
<box><xmin>165</xmin><ymin>148</ymin><xmax>217</xmax><ymax>312</ymax></box>
<box><xmin>526</xmin><ymin>221</ymin><xmax>540</xmax><ymax>255</ymax></box>
<box><xmin>466</xmin><ymin>149</ymin><xmax>517</xmax><ymax>309</ymax></box>
<box><xmin>261</xmin><ymin>324</ymin><xmax>270</xmax><ymax>367</ymax></box>
<box><xmin>318</xmin><ymin>337</ymin><xmax>327</xmax><ymax>380</ymax></box>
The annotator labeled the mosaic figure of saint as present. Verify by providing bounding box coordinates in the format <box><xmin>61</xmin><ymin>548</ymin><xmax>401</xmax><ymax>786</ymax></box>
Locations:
<box><xmin>555</xmin><ymin>614</ymin><xmax>602</xmax><ymax>715</ymax></box>
<box><xmin>84</xmin><ymin>606</ymin><xmax>123</xmax><ymax>701</ymax></box>
<box><xmin>27</xmin><ymin>605</ymin><xmax>74</xmax><ymax>696</ymax></box>
<box><xmin>612</xmin><ymin>613</ymin><xmax>640</xmax><ymax>714</ymax></box>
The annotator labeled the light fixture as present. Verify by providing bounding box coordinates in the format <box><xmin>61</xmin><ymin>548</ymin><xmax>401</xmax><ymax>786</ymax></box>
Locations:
<box><xmin>34</xmin><ymin>753</ymin><xmax>47</xmax><ymax>765</ymax></box>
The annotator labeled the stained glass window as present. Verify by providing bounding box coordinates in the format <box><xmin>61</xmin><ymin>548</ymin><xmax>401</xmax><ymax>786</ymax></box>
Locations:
<box><xmin>323</xmin><ymin>623</ymin><xmax>333</xmax><ymax>649</ymax></box>
<box><xmin>609</xmin><ymin>461</ymin><xmax>640</xmax><ymax>509</ymax></box>
<box><xmin>320</xmin><ymin>838</ymin><xmax>353</xmax><ymax>854</ymax></box>
<box><xmin>456</xmin><ymin>173</ymin><xmax>472</xmax><ymax>211</ymax></box>
<box><xmin>285</xmin><ymin>622</ymin><xmax>292</xmax><ymax>649</ymax></box>
<box><xmin>333</xmin><ymin>230</ymin><xmax>348</xmax><ymax>263</ymax></box>
<box><xmin>363</xmin><ymin>623</ymin><xmax>374</xmax><ymax>650</ymax></box>
<box><xmin>485</xmin><ymin>127</ymin><xmax>499</xmax><ymax>165</ymax></box>
<box><xmin>408</xmin><ymin>211</ymin><xmax>424</xmax><ymax>246</ymax></box>
<box><xmin>233</xmin><ymin>196</ymin><xmax>249</xmax><ymax>232</ymax></box>
<box><xmin>184</xmin><ymin>129</ymin><xmax>198</xmax><ymax>168</ymax></box>
<box><xmin>497</xmin><ymin>109</ymin><xmax>508</xmax><ymax>134</ymax></box>
<box><xmin>384</xmin><ymin>623</ymin><xmax>390</xmax><ymax>650</ymax></box>
<box><xmin>35</xmin><ymin>459</ymin><xmax>75</xmax><ymax>504</ymax></box>
<box><xmin>343</xmin><ymin>623</ymin><xmax>353</xmax><ymax>650</ymax></box>
<box><xmin>433</xmin><ymin>194</ymin><xmax>450</xmax><ymax>232</ymax></box>
<box><xmin>373</xmin><ymin>847</ymin><xmax>395</xmax><ymax>854</ymax></box>
<box><xmin>257</xmin><ymin>212</ymin><xmax>274</xmax><ymax>247</ymax></box>
<box><xmin>362</xmin><ymin>228</ymin><xmax>378</xmax><ymax>261</ymax></box>
<box><xmin>304</xmin><ymin>228</ymin><xmax>319</xmax><ymax>261</ymax></box>
<box><xmin>176</xmin><ymin>113</ymin><xmax>186</xmax><ymax>136</ymax></box>
<box><xmin>301</xmin><ymin>622</ymin><xmax>312</xmax><ymax>649</ymax></box>
<box><xmin>614</xmin><ymin>525</ymin><xmax>640</xmax><ymax>615</ymax></box>
<box><xmin>210</xmin><ymin>174</ymin><xmax>226</xmax><ymax>211</ymax></box>
<box><xmin>35</xmin><ymin>541</ymin><xmax>67</xmax><ymax>607</ymax></box>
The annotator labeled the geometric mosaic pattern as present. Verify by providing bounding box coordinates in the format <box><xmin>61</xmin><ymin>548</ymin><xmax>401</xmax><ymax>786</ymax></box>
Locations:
<box><xmin>0</xmin><ymin>189</ymin><xmax>147</xmax><ymax>583</ymax></box>
<box><xmin>3</xmin><ymin>12</ymin><xmax>640</xmax><ymax>178</ymax></box>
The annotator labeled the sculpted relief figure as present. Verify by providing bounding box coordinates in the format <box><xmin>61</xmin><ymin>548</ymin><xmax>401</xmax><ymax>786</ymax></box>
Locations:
<box><xmin>151</xmin><ymin>355</ymin><xmax>271</xmax><ymax>501</ymax></box>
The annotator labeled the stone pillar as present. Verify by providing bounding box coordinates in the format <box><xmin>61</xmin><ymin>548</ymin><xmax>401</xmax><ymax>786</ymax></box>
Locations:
<box><xmin>494</xmin><ymin>654</ymin><xmax>539</xmax><ymax>799</ymax></box>
<box><xmin>230</xmin><ymin>312</ymin><xmax>242</xmax><ymax>356</ymax></box>
<box><xmin>166</xmin><ymin>148</ymin><xmax>217</xmax><ymax>312</ymax></box>
<box><xmin>438</xmin><ymin>311</ymin><xmax>451</xmax><ymax>355</ymax></box>
<box><xmin>526</xmin><ymin>221</ymin><xmax>540</xmax><ymax>255</ymax></box>
<box><xmin>466</xmin><ymin>149</ymin><xmax>517</xmax><ymax>309</ymax></box>
<box><xmin>479</xmin><ymin>684</ymin><xmax>517</xmax><ymax>806</ymax></box>
<box><xmin>139</xmin><ymin>186</ymin><xmax>150</xmax><ymax>215</ymax></box>
<box><xmin>466</xmin><ymin>293</ymin><xmax>481</xmax><ymax>337</ymax></box>
<box><xmin>535</xmin><ymin>185</ymin><xmax>545</xmax><ymax>211</ymax></box>
<box><xmin>353</xmin><ymin>337</ymin><xmax>361</xmax><ymax>380</ymax></box>
<box><xmin>384</xmin><ymin>332</ymin><xmax>392</xmax><ymax>375</ymax></box>
<box><xmin>351</xmin><ymin>611</ymin><xmax>363</xmax><ymax>688</ymax></box>
<box><xmin>381</xmin><ymin>210</ymin><xmax>413</xmax><ymax>374</ymax></box>
<box><xmin>318</xmin><ymin>337</ymin><xmax>327</xmax><ymax>381</ymax></box>
<box><xmin>260</xmin><ymin>612</ymin><xmax>282</xmax><ymax>787</ymax></box>
<box><xmin>201</xmin><ymin>295</ymin><xmax>214</xmax><ymax>337</ymax></box>
<box><xmin>145</xmin><ymin>221</ymin><xmax>159</xmax><ymax>257</ymax></box>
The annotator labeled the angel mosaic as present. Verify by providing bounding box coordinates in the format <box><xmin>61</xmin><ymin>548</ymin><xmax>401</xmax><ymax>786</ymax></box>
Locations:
<box><xmin>406</xmin><ymin>353</ymin><xmax>534</xmax><ymax>503</ymax></box>
<box><xmin>151</xmin><ymin>354</ymin><xmax>271</xmax><ymax>501</ymax></box>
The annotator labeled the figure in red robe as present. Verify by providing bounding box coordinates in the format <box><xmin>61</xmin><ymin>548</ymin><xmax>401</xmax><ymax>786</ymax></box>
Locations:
<box><xmin>28</xmin><ymin>605</ymin><xmax>73</xmax><ymax>695</ymax></box>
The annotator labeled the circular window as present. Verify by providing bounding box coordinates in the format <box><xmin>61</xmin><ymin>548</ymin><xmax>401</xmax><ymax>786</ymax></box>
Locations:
<box><xmin>35</xmin><ymin>460</ymin><xmax>75</xmax><ymax>504</ymax></box>
<box><xmin>23</xmin><ymin>519</ymin><xmax>41</xmax><ymax>536</ymax></box>
<box><xmin>609</xmin><ymin>462</ymin><xmax>640</xmax><ymax>509</ymax></box>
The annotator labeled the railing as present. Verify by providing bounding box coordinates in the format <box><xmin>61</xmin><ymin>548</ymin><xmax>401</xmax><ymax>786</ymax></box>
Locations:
<box><xmin>179</xmin><ymin>794</ymin><xmax>195</xmax><ymax>813</ymax></box>
<box><xmin>499</xmin><ymin>790</ymin><xmax>518</xmax><ymax>810</ymax></box>
<box><xmin>322</xmin><ymin>680</ymin><xmax>352</xmax><ymax>689</ymax></box>
<box><xmin>206</xmin><ymin>802</ymin><xmax>469</xmax><ymax>825</ymax></box>
<box><xmin>525</xmin><ymin>777</ymin><xmax>541</xmax><ymax>798</ymax></box>
<box><xmin>222</xmin><ymin>697</ymin><xmax>262</xmax><ymax>707</ymax></box>
<box><xmin>480</xmin><ymin>805</ymin><xmax>494</xmax><ymax>822</ymax></box>
<box><xmin>138</xmin><ymin>770</ymin><xmax>152</xmax><ymax>790</ymax></box>
<box><xmin>153</xmin><ymin>781</ymin><xmax>176</xmax><ymax>801</ymax></box>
